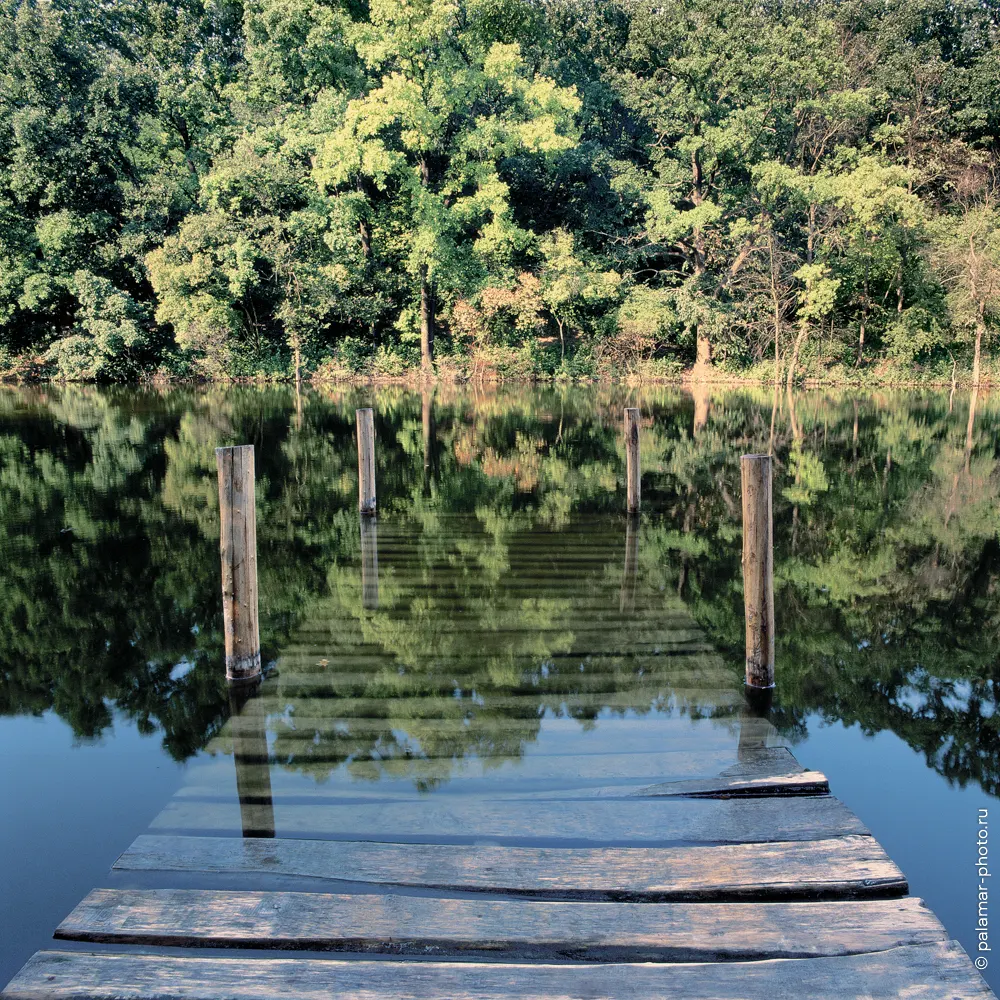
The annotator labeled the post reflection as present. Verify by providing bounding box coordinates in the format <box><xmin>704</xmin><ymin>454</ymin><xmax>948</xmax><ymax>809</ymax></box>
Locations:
<box><xmin>620</xmin><ymin>514</ymin><xmax>639</xmax><ymax>613</ymax></box>
<box><xmin>228</xmin><ymin>682</ymin><xmax>275</xmax><ymax>838</ymax></box>
<box><xmin>422</xmin><ymin>388</ymin><xmax>435</xmax><ymax>495</ymax></box>
<box><xmin>360</xmin><ymin>515</ymin><xmax>379</xmax><ymax>610</ymax></box>
<box><xmin>737</xmin><ymin>686</ymin><xmax>774</xmax><ymax>763</ymax></box>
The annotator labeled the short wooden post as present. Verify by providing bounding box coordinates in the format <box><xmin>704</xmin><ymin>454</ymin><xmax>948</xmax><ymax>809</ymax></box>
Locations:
<box><xmin>356</xmin><ymin>408</ymin><xmax>376</xmax><ymax>515</ymax></box>
<box><xmin>741</xmin><ymin>454</ymin><xmax>775</xmax><ymax>688</ymax></box>
<box><xmin>216</xmin><ymin>445</ymin><xmax>261</xmax><ymax>684</ymax></box>
<box><xmin>360</xmin><ymin>515</ymin><xmax>379</xmax><ymax>610</ymax></box>
<box><xmin>624</xmin><ymin>408</ymin><xmax>640</xmax><ymax>514</ymax></box>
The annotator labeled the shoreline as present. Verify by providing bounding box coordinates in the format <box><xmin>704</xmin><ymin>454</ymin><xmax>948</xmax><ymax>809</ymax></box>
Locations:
<box><xmin>0</xmin><ymin>370</ymin><xmax>991</xmax><ymax>391</ymax></box>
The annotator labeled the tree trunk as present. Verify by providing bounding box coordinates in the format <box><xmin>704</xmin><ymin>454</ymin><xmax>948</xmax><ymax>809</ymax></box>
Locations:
<box><xmin>973</xmin><ymin>317</ymin><xmax>984</xmax><ymax>388</ymax></box>
<box><xmin>418</xmin><ymin>156</ymin><xmax>435</xmax><ymax>377</ymax></box>
<box><xmin>695</xmin><ymin>328</ymin><xmax>712</xmax><ymax>368</ymax></box>
<box><xmin>768</xmin><ymin>236</ymin><xmax>783</xmax><ymax>388</ymax></box>
<box><xmin>557</xmin><ymin>318</ymin><xmax>565</xmax><ymax>363</ymax></box>
<box><xmin>420</xmin><ymin>265</ymin><xmax>434</xmax><ymax>376</ymax></box>
<box><xmin>357</xmin><ymin>178</ymin><xmax>370</xmax><ymax>259</ymax></box>
<box><xmin>785</xmin><ymin>321</ymin><xmax>809</xmax><ymax>392</ymax></box>
<box><xmin>857</xmin><ymin>265</ymin><xmax>870</xmax><ymax>366</ymax></box>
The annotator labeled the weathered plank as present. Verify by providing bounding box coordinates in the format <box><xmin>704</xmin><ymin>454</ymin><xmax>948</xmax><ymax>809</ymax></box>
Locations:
<box><xmin>631</xmin><ymin>747</ymin><xmax>827</xmax><ymax>799</ymax></box>
<box><xmin>179</xmin><ymin>748</ymin><xmax>813</xmax><ymax>800</ymax></box>
<box><xmin>6</xmin><ymin>944</ymin><xmax>992</xmax><ymax>999</ymax></box>
<box><xmin>235</xmin><ymin>688</ymin><xmax>745</xmax><ymax>722</ymax></box>
<box><xmin>115</xmin><ymin>834</ymin><xmax>907</xmax><ymax>899</ymax></box>
<box><xmin>201</xmin><ymin>716</ymin><xmax>778</xmax><ymax>757</ymax></box>
<box><xmin>56</xmin><ymin>890</ymin><xmax>945</xmax><ymax>961</ymax></box>
<box><xmin>150</xmin><ymin>789</ymin><xmax>864</xmax><ymax>843</ymax></box>
<box><xmin>258</xmin><ymin>665</ymin><xmax>739</xmax><ymax>699</ymax></box>
<box><xmin>291</xmin><ymin>617</ymin><xmax>702</xmax><ymax>634</ymax></box>
<box><xmin>271</xmin><ymin>642</ymin><xmax>720</xmax><ymax>666</ymax></box>
<box><xmin>291</xmin><ymin>609</ymin><xmax>704</xmax><ymax>629</ymax></box>
<box><xmin>638</xmin><ymin>770</ymin><xmax>828</xmax><ymax>798</ymax></box>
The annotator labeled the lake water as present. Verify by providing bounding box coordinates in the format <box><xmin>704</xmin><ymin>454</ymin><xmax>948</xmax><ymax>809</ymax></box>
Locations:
<box><xmin>0</xmin><ymin>383</ymin><xmax>996</xmax><ymax>988</ymax></box>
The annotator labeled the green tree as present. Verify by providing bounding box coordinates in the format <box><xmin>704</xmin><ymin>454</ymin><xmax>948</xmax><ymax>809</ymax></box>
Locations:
<box><xmin>929</xmin><ymin>177</ymin><xmax>1000</xmax><ymax>388</ymax></box>
<box><xmin>313</xmin><ymin>0</ymin><xmax>581</xmax><ymax>373</ymax></box>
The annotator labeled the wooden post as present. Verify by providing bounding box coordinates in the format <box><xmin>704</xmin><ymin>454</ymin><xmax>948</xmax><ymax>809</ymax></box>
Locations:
<box><xmin>624</xmin><ymin>408</ymin><xmax>640</xmax><ymax>514</ymax></box>
<box><xmin>741</xmin><ymin>454</ymin><xmax>774</xmax><ymax>688</ymax></box>
<box><xmin>229</xmin><ymin>685</ymin><xmax>275</xmax><ymax>838</ymax></box>
<box><xmin>356</xmin><ymin>408</ymin><xmax>376</xmax><ymax>515</ymax></box>
<box><xmin>360</xmin><ymin>515</ymin><xmax>379</xmax><ymax>610</ymax></box>
<box><xmin>216</xmin><ymin>445</ymin><xmax>261</xmax><ymax>684</ymax></box>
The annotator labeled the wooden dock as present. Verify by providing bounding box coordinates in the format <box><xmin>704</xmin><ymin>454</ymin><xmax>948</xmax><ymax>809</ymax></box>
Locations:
<box><xmin>2</xmin><ymin>714</ymin><xmax>994</xmax><ymax>998</ymax></box>
<box><xmin>2</xmin><ymin>518</ymin><xmax>995</xmax><ymax>999</ymax></box>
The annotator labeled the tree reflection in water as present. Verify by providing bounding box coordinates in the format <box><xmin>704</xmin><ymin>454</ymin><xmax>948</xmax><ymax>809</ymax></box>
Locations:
<box><xmin>0</xmin><ymin>384</ymin><xmax>997</xmax><ymax>792</ymax></box>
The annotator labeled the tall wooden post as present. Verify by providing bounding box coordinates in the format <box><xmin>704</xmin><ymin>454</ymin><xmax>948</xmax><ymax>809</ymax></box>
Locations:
<box><xmin>216</xmin><ymin>445</ymin><xmax>261</xmax><ymax>684</ymax></box>
<box><xmin>360</xmin><ymin>515</ymin><xmax>379</xmax><ymax>610</ymax></box>
<box><xmin>624</xmin><ymin>408</ymin><xmax>640</xmax><ymax>514</ymax></box>
<box><xmin>356</xmin><ymin>408</ymin><xmax>376</xmax><ymax>515</ymax></box>
<box><xmin>741</xmin><ymin>454</ymin><xmax>774</xmax><ymax>689</ymax></box>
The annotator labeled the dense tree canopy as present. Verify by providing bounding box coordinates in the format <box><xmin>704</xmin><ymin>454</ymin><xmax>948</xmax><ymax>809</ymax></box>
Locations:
<box><xmin>1</xmin><ymin>0</ymin><xmax>999</xmax><ymax>382</ymax></box>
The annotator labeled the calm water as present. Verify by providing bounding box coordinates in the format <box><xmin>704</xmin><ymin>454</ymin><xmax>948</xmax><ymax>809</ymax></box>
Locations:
<box><xmin>0</xmin><ymin>384</ymin><xmax>997</xmax><ymax>987</ymax></box>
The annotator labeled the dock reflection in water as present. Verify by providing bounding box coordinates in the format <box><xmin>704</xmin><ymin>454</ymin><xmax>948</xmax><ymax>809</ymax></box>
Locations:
<box><xmin>175</xmin><ymin>512</ymin><xmax>741</xmax><ymax>828</ymax></box>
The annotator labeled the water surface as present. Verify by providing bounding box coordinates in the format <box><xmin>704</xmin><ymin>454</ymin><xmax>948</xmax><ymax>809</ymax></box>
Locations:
<box><xmin>0</xmin><ymin>384</ymin><xmax>996</xmax><ymax>987</ymax></box>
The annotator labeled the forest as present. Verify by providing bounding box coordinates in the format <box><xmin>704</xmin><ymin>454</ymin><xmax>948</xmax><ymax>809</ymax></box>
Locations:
<box><xmin>1</xmin><ymin>0</ymin><xmax>999</xmax><ymax>383</ymax></box>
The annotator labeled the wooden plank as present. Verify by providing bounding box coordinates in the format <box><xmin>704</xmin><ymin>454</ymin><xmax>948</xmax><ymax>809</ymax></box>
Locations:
<box><xmin>235</xmin><ymin>689</ymin><xmax>744</xmax><ymax>722</ymax></box>
<box><xmin>275</xmin><ymin>636</ymin><xmax>716</xmax><ymax>657</ymax></box>
<box><xmin>291</xmin><ymin>609</ymin><xmax>702</xmax><ymax>629</ymax></box>
<box><xmin>179</xmin><ymin>749</ymin><xmax>809</xmax><ymax>799</ymax></box>
<box><xmin>639</xmin><ymin>770</ymin><xmax>828</xmax><ymax>798</ymax></box>
<box><xmin>116</xmin><ymin>834</ymin><xmax>907</xmax><ymax>899</ymax></box>
<box><xmin>290</xmin><ymin>617</ymin><xmax>701</xmax><ymax>634</ymax></box>
<box><xmin>203</xmin><ymin>717</ymin><xmax>777</xmax><ymax>756</ymax></box>
<box><xmin>56</xmin><ymin>890</ymin><xmax>946</xmax><ymax>961</ymax></box>
<box><xmin>264</xmin><ymin>663</ymin><xmax>736</xmax><ymax>694</ymax></box>
<box><xmin>6</xmin><ymin>944</ymin><xmax>992</xmax><ymax>999</ymax></box>
<box><xmin>630</xmin><ymin>747</ymin><xmax>828</xmax><ymax>799</ymax></box>
<box><xmin>270</xmin><ymin>644</ymin><xmax>719</xmax><ymax>667</ymax></box>
<box><xmin>150</xmin><ymin>789</ymin><xmax>865</xmax><ymax>843</ymax></box>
